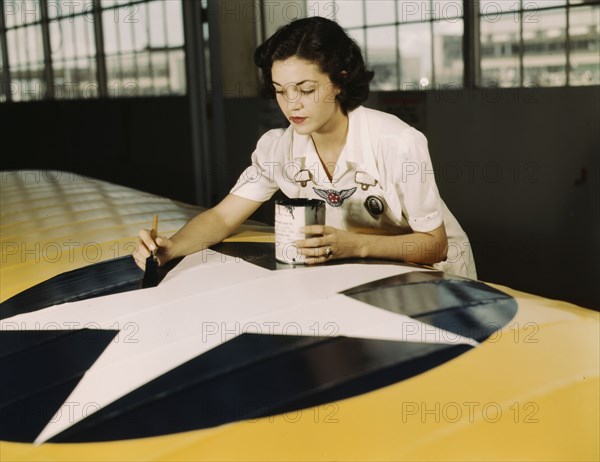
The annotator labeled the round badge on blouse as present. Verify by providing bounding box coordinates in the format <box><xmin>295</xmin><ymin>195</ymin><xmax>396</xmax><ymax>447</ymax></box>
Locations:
<box><xmin>364</xmin><ymin>196</ymin><xmax>384</xmax><ymax>216</ymax></box>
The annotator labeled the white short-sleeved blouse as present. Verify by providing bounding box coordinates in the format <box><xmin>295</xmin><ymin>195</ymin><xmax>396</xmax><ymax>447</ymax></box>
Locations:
<box><xmin>231</xmin><ymin>106</ymin><xmax>477</xmax><ymax>279</ymax></box>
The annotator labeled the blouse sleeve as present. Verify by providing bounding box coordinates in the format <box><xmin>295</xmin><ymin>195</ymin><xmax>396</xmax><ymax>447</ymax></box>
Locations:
<box><xmin>386</xmin><ymin>127</ymin><xmax>444</xmax><ymax>233</ymax></box>
<box><xmin>229</xmin><ymin>129</ymin><xmax>284</xmax><ymax>203</ymax></box>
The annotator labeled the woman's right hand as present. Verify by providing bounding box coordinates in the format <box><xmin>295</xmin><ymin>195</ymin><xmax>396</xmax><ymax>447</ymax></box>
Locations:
<box><xmin>133</xmin><ymin>229</ymin><xmax>176</xmax><ymax>270</ymax></box>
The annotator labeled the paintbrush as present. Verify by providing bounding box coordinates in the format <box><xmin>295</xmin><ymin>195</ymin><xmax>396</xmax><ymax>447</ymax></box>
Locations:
<box><xmin>142</xmin><ymin>214</ymin><xmax>160</xmax><ymax>288</ymax></box>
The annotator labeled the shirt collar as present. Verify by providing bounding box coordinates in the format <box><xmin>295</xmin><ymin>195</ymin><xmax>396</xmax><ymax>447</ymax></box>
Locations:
<box><xmin>289</xmin><ymin>106</ymin><xmax>380</xmax><ymax>183</ymax></box>
<box><xmin>290</xmin><ymin>106</ymin><xmax>372</xmax><ymax>163</ymax></box>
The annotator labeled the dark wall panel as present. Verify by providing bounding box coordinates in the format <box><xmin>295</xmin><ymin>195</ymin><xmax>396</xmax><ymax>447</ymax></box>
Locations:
<box><xmin>0</xmin><ymin>97</ymin><xmax>196</xmax><ymax>204</ymax></box>
<box><xmin>1</xmin><ymin>86</ymin><xmax>598</xmax><ymax>308</ymax></box>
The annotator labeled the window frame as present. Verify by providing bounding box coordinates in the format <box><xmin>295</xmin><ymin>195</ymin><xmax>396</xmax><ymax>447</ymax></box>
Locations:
<box><xmin>306</xmin><ymin>0</ymin><xmax>599</xmax><ymax>90</ymax></box>
<box><xmin>0</xmin><ymin>0</ymin><xmax>186</xmax><ymax>102</ymax></box>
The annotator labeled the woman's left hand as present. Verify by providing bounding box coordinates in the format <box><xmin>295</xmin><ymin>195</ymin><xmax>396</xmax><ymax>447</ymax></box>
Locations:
<box><xmin>295</xmin><ymin>225</ymin><xmax>361</xmax><ymax>264</ymax></box>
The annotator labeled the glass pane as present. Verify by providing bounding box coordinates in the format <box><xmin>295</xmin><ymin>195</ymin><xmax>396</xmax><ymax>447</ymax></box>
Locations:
<box><xmin>165</xmin><ymin>0</ymin><xmax>184</xmax><ymax>47</ymax></box>
<box><xmin>480</xmin><ymin>0</ymin><xmax>520</xmax><ymax>15</ymax></box>
<box><xmin>399</xmin><ymin>22</ymin><xmax>432</xmax><ymax>89</ymax></box>
<box><xmin>106</xmin><ymin>54</ymin><xmax>122</xmax><ymax>84</ymax></box>
<box><xmin>569</xmin><ymin>5</ymin><xmax>600</xmax><ymax>86</ymax></box>
<box><xmin>48</xmin><ymin>0</ymin><xmax>93</xmax><ymax>19</ymax></box>
<box><xmin>83</xmin><ymin>12</ymin><xmax>97</xmax><ymax>58</ymax></box>
<box><xmin>21</xmin><ymin>0</ymin><xmax>41</xmax><ymax>26</ymax></box>
<box><xmin>76</xmin><ymin>57</ymin><xmax>98</xmax><ymax>97</ymax></box>
<box><xmin>53</xmin><ymin>19</ymin><xmax>76</xmax><ymax>60</ymax></box>
<box><xmin>7</xmin><ymin>29</ymin><xmax>25</xmax><ymax>66</ymax></box>
<box><xmin>366</xmin><ymin>0</ymin><xmax>395</xmax><ymax>26</ymax></box>
<box><xmin>10</xmin><ymin>63</ymin><xmax>44</xmax><ymax>100</ymax></box>
<box><xmin>56</xmin><ymin>59</ymin><xmax>79</xmax><ymax>99</ymax></box>
<box><xmin>25</xmin><ymin>25</ymin><xmax>44</xmax><ymax>65</ymax></box>
<box><xmin>4</xmin><ymin>1</ymin><xmax>17</xmax><ymax>28</ymax></box>
<box><xmin>103</xmin><ymin>10</ymin><xmax>119</xmax><ymax>54</ymax></box>
<box><xmin>72</xmin><ymin>16</ymin><xmax>89</xmax><ymax>58</ymax></box>
<box><xmin>523</xmin><ymin>8</ymin><xmax>567</xmax><ymax>86</ymax></box>
<box><xmin>336</xmin><ymin>0</ymin><xmax>364</xmax><ymax>28</ymax></box>
<box><xmin>10</xmin><ymin>68</ymin><xmax>22</xmax><ymax>101</ymax></box>
<box><xmin>132</xmin><ymin>3</ymin><xmax>149</xmax><ymax>51</ymax></box>
<box><xmin>432</xmin><ymin>0</ymin><xmax>463</xmax><ymax>19</ymax></box>
<box><xmin>527</xmin><ymin>0</ymin><xmax>567</xmax><ymax>8</ymax></box>
<box><xmin>366</xmin><ymin>26</ymin><xmax>397</xmax><ymax>90</ymax></box>
<box><xmin>169</xmin><ymin>49</ymin><xmax>186</xmax><ymax>94</ymax></box>
<box><xmin>22</xmin><ymin>78</ymin><xmax>44</xmax><ymax>101</ymax></box>
<box><xmin>100</xmin><ymin>0</ymin><xmax>135</xmax><ymax>7</ymax></box>
<box><xmin>50</xmin><ymin>20</ymin><xmax>63</xmax><ymax>61</ymax></box>
<box><xmin>148</xmin><ymin>0</ymin><xmax>166</xmax><ymax>48</ymax></box>
<box><xmin>120</xmin><ymin>53</ymin><xmax>136</xmax><ymax>79</ymax></box>
<box><xmin>306</xmin><ymin>1</ymin><xmax>339</xmax><ymax>20</ymax></box>
<box><xmin>151</xmin><ymin>51</ymin><xmax>168</xmax><ymax>95</ymax></box>
<box><xmin>135</xmin><ymin>52</ymin><xmax>152</xmax><ymax>95</ymax></box>
<box><xmin>480</xmin><ymin>12</ymin><xmax>520</xmax><ymax>87</ymax></box>
<box><xmin>347</xmin><ymin>27</ymin><xmax>365</xmax><ymax>52</ymax></box>
<box><xmin>117</xmin><ymin>7</ymin><xmax>135</xmax><ymax>53</ymax></box>
<box><xmin>398</xmin><ymin>0</ymin><xmax>433</xmax><ymax>23</ymax></box>
<box><xmin>433</xmin><ymin>19</ymin><xmax>463</xmax><ymax>86</ymax></box>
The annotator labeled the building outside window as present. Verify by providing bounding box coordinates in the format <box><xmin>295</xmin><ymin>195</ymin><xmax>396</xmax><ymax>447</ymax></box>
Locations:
<box><xmin>0</xmin><ymin>0</ymin><xmax>186</xmax><ymax>102</ymax></box>
<box><xmin>1</xmin><ymin>0</ymin><xmax>598</xmax><ymax>103</ymax></box>
<box><xmin>308</xmin><ymin>0</ymin><xmax>599</xmax><ymax>89</ymax></box>
<box><xmin>479</xmin><ymin>0</ymin><xmax>598</xmax><ymax>87</ymax></box>
<box><xmin>307</xmin><ymin>0</ymin><xmax>465</xmax><ymax>90</ymax></box>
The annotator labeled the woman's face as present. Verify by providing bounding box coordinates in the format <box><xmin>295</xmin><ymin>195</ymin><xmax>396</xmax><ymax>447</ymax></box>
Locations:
<box><xmin>271</xmin><ymin>57</ymin><xmax>343</xmax><ymax>136</ymax></box>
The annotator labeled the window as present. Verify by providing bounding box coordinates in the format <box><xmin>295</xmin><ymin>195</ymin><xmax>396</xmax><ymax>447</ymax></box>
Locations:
<box><xmin>100</xmin><ymin>0</ymin><xmax>185</xmax><ymax>97</ymax></box>
<box><xmin>3</xmin><ymin>0</ymin><xmax>45</xmax><ymax>101</ymax></box>
<box><xmin>0</xmin><ymin>0</ymin><xmax>186</xmax><ymax>102</ymax></box>
<box><xmin>308</xmin><ymin>0</ymin><xmax>465</xmax><ymax>90</ymax></box>
<box><xmin>49</xmin><ymin>2</ymin><xmax>98</xmax><ymax>98</ymax></box>
<box><xmin>306</xmin><ymin>0</ymin><xmax>598</xmax><ymax>89</ymax></box>
<box><xmin>480</xmin><ymin>0</ymin><xmax>599</xmax><ymax>87</ymax></box>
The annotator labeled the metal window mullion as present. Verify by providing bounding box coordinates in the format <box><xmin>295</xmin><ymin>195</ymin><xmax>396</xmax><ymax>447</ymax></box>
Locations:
<box><xmin>92</xmin><ymin>0</ymin><xmax>107</xmax><ymax>97</ymax></box>
<box><xmin>129</xmin><ymin>2</ymin><xmax>139</xmax><ymax>90</ymax></box>
<box><xmin>362</xmin><ymin>0</ymin><xmax>367</xmax><ymax>63</ymax></box>
<box><xmin>39</xmin><ymin>0</ymin><xmax>54</xmax><ymax>99</ymax></box>
<box><xmin>464</xmin><ymin>0</ymin><xmax>480</xmax><ymax>88</ymax></box>
<box><xmin>565</xmin><ymin>4</ymin><xmax>571</xmax><ymax>86</ymax></box>
<box><xmin>182</xmin><ymin>0</ymin><xmax>211</xmax><ymax>206</ymax></box>
<box><xmin>115</xmin><ymin>5</ymin><xmax>124</xmax><ymax>87</ymax></box>
<box><xmin>22</xmin><ymin>21</ymin><xmax>33</xmax><ymax>91</ymax></box>
<box><xmin>145</xmin><ymin>1</ymin><xmax>155</xmax><ymax>95</ymax></box>
<box><xmin>82</xmin><ymin>8</ymin><xmax>93</xmax><ymax>95</ymax></box>
<box><xmin>0</xmin><ymin>0</ymin><xmax>13</xmax><ymax>102</ymax></box>
<box><xmin>394</xmin><ymin>0</ymin><xmax>400</xmax><ymax>90</ymax></box>
<box><xmin>429</xmin><ymin>0</ymin><xmax>435</xmax><ymax>88</ymax></box>
<box><xmin>207</xmin><ymin>0</ymin><xmax>227</xmax><ymax>202</ymax></box>
<box><xmin>519</xmin><ymin>0</ymin><xmax>524</xmax><ymax>86</ymax></box>
<box><xmin>71</xmin><ymin>15</ymin><xmax>80</xmax><ymax>97</ymax></box>
<box><xmin>60</xmin><ymin>21</ymin><xmax>68</xmax><ymax>93</ymax></box>
<box><xmin>162</xmin><ymin>0</ymin><xmax>171</xmax><ymax>94</ymax></box>
<box><xmin>258</xmin><ymin>0</ymin><xmax>266</xmax><ymax>44</ymax></box>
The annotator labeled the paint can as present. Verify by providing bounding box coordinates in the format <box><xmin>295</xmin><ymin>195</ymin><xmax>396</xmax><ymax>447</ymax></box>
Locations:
<box><xmin>275</xmin><ymin>198</ymin><xmax>326</xmax><ymax>264</ymax></box>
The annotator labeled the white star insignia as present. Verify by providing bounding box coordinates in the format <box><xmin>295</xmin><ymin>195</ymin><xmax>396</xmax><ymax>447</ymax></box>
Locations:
<box><xmin>1</xmin><ymin>249</ymin><xmax>477</xmax><ymax>444</ymax></box>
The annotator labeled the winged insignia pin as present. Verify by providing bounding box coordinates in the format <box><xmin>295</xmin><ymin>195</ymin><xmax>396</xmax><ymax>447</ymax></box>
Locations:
<box><xmin>313</xmin><ymin>187</ymin><xmax>357</xmax><ymax>207</ymax></box>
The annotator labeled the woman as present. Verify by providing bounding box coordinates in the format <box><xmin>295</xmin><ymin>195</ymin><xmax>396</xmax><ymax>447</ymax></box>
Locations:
<box><xmin>134</xmin><ymin>17</ymin><xmax>476</xmax><ymax>279</ymax></box>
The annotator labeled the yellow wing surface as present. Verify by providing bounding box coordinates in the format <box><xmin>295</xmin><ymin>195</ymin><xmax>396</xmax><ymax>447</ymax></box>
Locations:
<box><xmin>1</xmin><ymin>171</ymin><xmax>598</xmax><ymax>461</ymax></box>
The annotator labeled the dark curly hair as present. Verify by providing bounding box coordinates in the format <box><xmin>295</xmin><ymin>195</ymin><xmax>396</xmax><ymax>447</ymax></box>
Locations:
<box><xmin>254</xmin><ymin>17</ymin><xmax>374</xmax><ymax>114</ymax></box>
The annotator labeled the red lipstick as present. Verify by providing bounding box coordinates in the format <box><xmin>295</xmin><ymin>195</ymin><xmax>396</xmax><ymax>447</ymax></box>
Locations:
<box><xmin>290</xmin><ymin>116</ymin><xmax>307</xmax><ymax>124</ymax></box>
